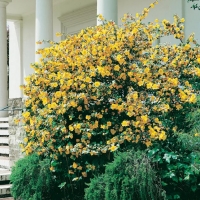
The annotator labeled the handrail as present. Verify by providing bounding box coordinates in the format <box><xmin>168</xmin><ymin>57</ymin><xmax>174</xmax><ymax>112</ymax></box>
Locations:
<box><xmin>0</xmin><ymin>106</ymin><xmax>23</xmax><ymax>111</ymax></box>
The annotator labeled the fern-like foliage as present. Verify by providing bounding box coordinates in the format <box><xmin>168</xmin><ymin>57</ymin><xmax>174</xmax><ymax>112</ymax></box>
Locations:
<box><xmin>10</xmin><ymin>153</ymin><xmax>62</xmax><ymax>200</ymax></box>
<box><xmin>85</xmin><ymin>150</ymin><xmax>166</xmax><ymax>200</ymax></box>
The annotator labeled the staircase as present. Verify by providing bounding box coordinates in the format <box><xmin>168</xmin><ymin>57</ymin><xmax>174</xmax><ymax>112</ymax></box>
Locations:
<box><xmin>0</xmin><ymin>118</ymin><xmax>13</xmax><ymax>199</ymax></box>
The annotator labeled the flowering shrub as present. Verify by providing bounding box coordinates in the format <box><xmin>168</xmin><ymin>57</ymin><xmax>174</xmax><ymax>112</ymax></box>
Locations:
<box><xmin>20</xmin><ymin>0</ymin><xmax>200</xmax><ymax>194</ymax></box>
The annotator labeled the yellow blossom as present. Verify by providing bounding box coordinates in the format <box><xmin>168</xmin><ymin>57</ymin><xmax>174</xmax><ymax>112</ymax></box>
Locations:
<box><xmin>94</xmin><ymin>81</ymin><xmax>101</xmax><ymax>87</ymax></box>
<box><xmin>72</xmin><ymin>162</ymin><xmax>78</xmax><ymax>169</ymax></box>
<box><xmin>121</xmin><ymin>120</ymin><xmax>130</xmax><ymax>127</ymax></box>
<box><xmin>114</xmin><ymin>65</ymin><xmax>120</xmax><ymax>71</ymax></box>
<box><xmin>109</xmin><ymin>145</ymin><xmax>117</xmax><ymax>152</ymax></box>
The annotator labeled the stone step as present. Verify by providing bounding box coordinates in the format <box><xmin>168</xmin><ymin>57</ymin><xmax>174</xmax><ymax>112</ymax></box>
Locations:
<box><xmin>0</xmin><ymin>131</ymin><xmax>9</xmax><ymax>137</ymax></box>
<box><xmin>0</xmin><ymin>147</ymin><xmax>9</xmax><ymax>155</ymax></box>
<box><xmin>0</xmin><ymin>138</ymin><xmax>8</xmax><ymax>145</ymax></box>
<box><xmin>0</xmin><ymin>124</ymin><xmax>8</xmax><ymax>128</ymax></box>
<box><xmin>0</xmin><ymin>157</ymin><xmax>10</xmax><ymax>169</ymax></box>
<box><xmin>0</xmin><ymin>125</ymin><xmax>8</xmax><ymax>129</ymax></box>
<box><xmin>0</xmin><ymin>169</ymin><xmax>10</xmax><ymax>181</ymax></box>
<box><xmin>0</xmin><ymin>184</ymin><xmax>11</xmax><ymax>196</ymax></box>
<box><xmin>0</xmin><ymin>198</ymin><xmax>13</xmax><ymax>200</ymax></box>
<box><xmin>0</xmin><ymin>118</ymin><xmax>8</xmax><ymax>123</ymax></box>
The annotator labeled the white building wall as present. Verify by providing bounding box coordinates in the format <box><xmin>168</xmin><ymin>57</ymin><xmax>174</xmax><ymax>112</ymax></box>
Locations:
<box><xmin>22</xmin><ymin>13</ymin><xmax>35</xmax><ymax>79</ymax></box>
<box><xmin>185</xmin><ymin>3</ymin><xmax>200</xmax><ymax>42</ymax></box>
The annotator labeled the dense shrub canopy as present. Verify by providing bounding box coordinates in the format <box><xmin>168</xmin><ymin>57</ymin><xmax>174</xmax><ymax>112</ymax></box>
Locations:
<box><xmin>21</xmin><ymin>1</ymin><xmax>200</xmax><ymax>182</ymax></box>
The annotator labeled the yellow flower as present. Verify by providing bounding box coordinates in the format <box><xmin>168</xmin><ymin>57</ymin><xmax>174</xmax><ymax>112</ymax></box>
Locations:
<box><xmin>24</xmin><ymin>137</ymin><xmax>28</xmax><ymax>143</ymax></box>
<box><xmin>51</xmin><ymin>102</ymin><xmax>58</xmax><ymax>109</ymax></box>
<box><xmin>132</xmin><ymin>28</ymin><xmax>138</xmax><ymax>34</ymax></box>
<box><xmin>68</xmin><ymin>170</ymin><xmax>74</xmax><ymax>175</ymax></box>
<box><xmin>145</xmin><ymin>140</ymin><xmax>152</xmax><ymax>147</ymax></box>
<box><xmin>101</xmin><ymin>125</ymin><xmax>106</xmax><ymax>129</ymax></box>
<box><xmin>138</xmin><ymin>81</ymin><xmax>144</xmax><ymax>86</ymax></box>
<box><xmin>179</xmin><ymin>90</ymin><xmax>187</xmax><ymax>101</ymax></box>
<box><xmin>159</xmin><ymin>131</ymin><xmax>167</xmax><ymax>141</ymax></box>
<box><xmin>82</xmin><ymin>172</ymin><xmax>87</xmax><ymax>177</ymax></box>
<box><xmin>109</xmin><ymin>145</ymin><xmax>117</xmax><ymax>152</ymax></box>
<box><xmin>80</xmin><ymin>84</ymin><xmax>86</xmax><ymax>89</ymax></box>
<box><xmin>72</xmin><ymin>162</ymin><xmax>78</xmax><ymax>169</ymax></box>
<box><xmin>136</xmin><ymin>13</ymin><xmax>139</xmax><ymax>18</ymax></box>
<box><xmin>162</xmin><ymin>57</ymin><xmax>168</xmax><ymax>62</ymax></box>
<box><xmin>92</xmin><ymin>49</ymin><xmax>97</xmax><ymax>56</ymax></box>
<box><xmin>154</xmin><ymin>118</ymin><xmax>160</xmax><ymax>124</ymax></box>
<box><xmin>110</xmin><ymin>129</ymin><xmax>116</xmax><ymax>135</ymax></box>
<box><xmin>77</xmin><ymin>166</ymin><xmax>83</xmax><ymax>170</ymax></box>
<box><xmin>86</xmin><ymin>115</ymin><xmax>91</xmax><ymax>120</ymax></box>
<box><xmin>50</xmin><ymin>166</ymin><xmax>55</xmax><ymax>171</ymax></box>
<box><xmin>122</xmin><ymin>120</ymin><xmax>130</xmax><ymax>127</ymax></box>
<box><xmin>98</xmin><ymin>14</ymin><xmax>104</xmax><ymax>21</ymax></box>
<box><xmin>116</xmin><ymin>55</ymin><xmax>124</xmax><ymax>63</ymax></box>
<box><xmin>55</xmin><ymin>91</ymin><xmax>62</xmax><ymax>98</ymax></box>
<box><xmin>56</xmin><ymin>32</ymin><xmax>62</xmax><ymax>37</ymax></box>
<box><xmin>184</xmin><ymin>44</ymin><xmax>190</xmax><ymax>51</ymax></box>
<box><xmin>22</xmin><ymin>111</ymin><xmax>30</xmax><ymax>118</ymax></box>
<box><xmin>180</xmin><ymin>18</ymin><xmax>185</xmax><ymax>23</ymax></box>
<box><xmin>85</xmin><ymin>77</ymin><xmax>91</xmax><ymax>83</ymax></box>
<box><xmin>150</xmin><ymin>3</ymin><xmax>154</xmax><ymax>8</ymax></box>
<box><xmin>51</xmin><ymin>82</ymin><xmax>58</xmax><ymax>88</ymax></box>
<box><xmin>189</xmin><ymin>94</ymin><xmax>196</xmax><ymax>103</ymax></box>
<box><xmin>111</xmin><ymin>103</ymin><xmax>118</xmax><ymax>110</ymax></box>
<box><xmin>107</xmin><ymin>121</ymin><xmax>112</xmax><ymax>127</ymax></box>
<box><xmin>69</xmin><ymin>125</ymin><xmax>74</xmax><ymax>131</ymax></box>
<box><xmin>147</xmin><ymin>82</ymin><xmax>153</xmax><ymax>89</ymax></box>
<box><xmin>141</xmin><ymin>115</ymin><xmax>148</xmax><ymax>124</ymax></box>
<box><xmin>94</xmin><ymin>81</ymin><xmax>101</xmax><ymax>87</ymax></box>
<box><xmin>114</xmin><ymin>65</ymin><xmax>120</xmax><ymax>71</ymax></box>
<box><xmin>87</xmin><ymin>132</ymin><xmax>92</xmax><ymax>139</ymax></box>
<box><xmin>197</xmin><ymin>58</ymin><xmax>200</xmax><ymax>64</ymax></box>
<box><xmin>152</xmin><ymin>84</ymin><xmax>159</xmax><ymax>90</ymax></box>
<box><xmin>77</xmin><ymin>106</ymin><xmax>82</xmax><ymax>111</ymax></box>
<box><xmin>176</xmin><ymin>104</ymin><xmax>183</xmax><ymax>110</ymax></box>
<box><xmin>70</xmin><ymin>101</ymin><xmax>77</xmax><ymax>107</ymax></box>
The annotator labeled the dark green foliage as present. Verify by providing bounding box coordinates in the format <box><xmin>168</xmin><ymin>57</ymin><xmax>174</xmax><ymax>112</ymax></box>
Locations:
<box><xmin>148</xmin><ymin>138</ymin><xmax>200</xmax><ymax>200</ymax></box>
<box><xmin>10</xmin><ymin>153</ymin><xmax>62</xmax><ymax>200</ymax></box>
<box><xmin>85</xmin><ymin>150</ymin><xmax>166</xmax><ymax>200</ymax></box>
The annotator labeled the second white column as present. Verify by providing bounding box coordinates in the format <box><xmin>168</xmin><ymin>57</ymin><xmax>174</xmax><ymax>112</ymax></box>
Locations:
<box><xmin>97</xmin><ymin>0</ymin><xmax>118</xmax><ymax>25</ymax></box>
<box><xmin>35</xmin><ymin>0</ymin><xmax>53</xmax><ymax>62</ymax></box>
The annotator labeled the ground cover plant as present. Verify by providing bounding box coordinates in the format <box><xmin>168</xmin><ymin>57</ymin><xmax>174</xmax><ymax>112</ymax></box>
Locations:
<box><xmin>11</xmin><ymin>0</ymin><xmax>200</xmax><ymax>199</ymax></box>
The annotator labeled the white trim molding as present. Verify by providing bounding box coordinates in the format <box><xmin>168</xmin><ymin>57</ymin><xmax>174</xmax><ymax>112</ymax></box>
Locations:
<box><xmin>0</xmin><ymin>0</ymin><xmax>12</xmax><ymax>7</ymax></box>
<box><xmin>58</xmin><ymin>4</ymin><xmax>97</xmax><ymax>36</ymax></box>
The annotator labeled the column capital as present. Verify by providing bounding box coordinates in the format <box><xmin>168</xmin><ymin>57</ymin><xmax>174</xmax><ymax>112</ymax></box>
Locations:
<box><xmin>0</xmin><ymin>0</ymin><xmax>12</xmax><ymax>7</ymax></box>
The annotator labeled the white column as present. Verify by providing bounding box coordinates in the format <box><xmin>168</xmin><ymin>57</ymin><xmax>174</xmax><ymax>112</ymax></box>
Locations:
<box><xmin>0</xmin><ymin>0</ymin><xmax>11</xmax><ymax>117</ymax></box>
<box><xmin>35</xmin><ymin>0</ymin><xmax>53</xmax><ymax>62</ymax></box>
<box><xmin>97</xmin><ymin>0</ymin><xmax>118</xmax><ymax>25</ymax></box>
<box><xmin>9</xmin><ymin>20</ymin><xmax>23</xmax><ymax>98</ymax></box>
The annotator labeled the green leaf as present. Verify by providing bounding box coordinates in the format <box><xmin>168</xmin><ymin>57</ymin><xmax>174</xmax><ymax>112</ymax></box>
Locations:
<box><xmin>174</xmin><ymin>194</ymin><xmax>180</xmax><ymax>199</ymax></box>
<box><xmin>163</xmin><ymin>153</ymin><xmax>171</xmax><ymax>163</ymax></box>
<box><xmin>172</xmin><ymin>176</ymin><xmax>179</xmax><ymax>183</ymax></box>
<box><xmin>184</xmin><ymin>175</ymin><xmax>190</xmax><ymax>180</ymax></box>
<box><xmin>161</xmin><ymin>181</ymin><xmax>168</xmax><ymax>186</ymax></box>
<box><xmin>191</xmin><ymin>185</ymin><xmax>197</xmax><ymax>192</ymax></box>
<box><xmin>58</xmin><ymin>182</ymin><xmax>66</xmax><ymax>189</ymax></box>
